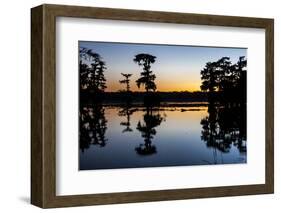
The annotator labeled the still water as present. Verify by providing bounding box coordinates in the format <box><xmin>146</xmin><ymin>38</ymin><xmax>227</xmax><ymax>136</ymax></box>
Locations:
<box><xmin>79</xmin><ymin>103</ymin><xmax>246</xmax><ymax>170</ymax></box>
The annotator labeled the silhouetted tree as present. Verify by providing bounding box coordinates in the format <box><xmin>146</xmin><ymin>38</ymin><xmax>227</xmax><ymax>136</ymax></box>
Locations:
<box><xmin>95</xmin><ymin>60</ymin><xmax>107</xmax><ymax>91</ymax></box>
<box><xmin>80</xmin><ymin>47</ymin><xmax>100</xmax><ymax>61</ymax></box>
<box><xmin>231</xmin><ymin>56</ymin><xmax>247</xmax><ymax>103</ymax></box>
<box><xmin>134</xmin><ymin>53</ymin><xmax>157</xmax><ymax>92</ymax></box>
<box><xmin>119</xmin><ymin>73</ymin><xmax>133</xmax><ymax>92</ymax></box>
<box><xmin>200</xmin><ymin>57</ymin><xmax>231</xmax><ymax>93</ymax></box>
<box><xmin>216</xmin><ymin>57</ymin><xmax>231</xmax><ymax>92</ymax></box>
<box><xmin>79</xmin><ymin>61</ymin><xmax>89</xmax><ymax>90</ymax></box>
<box><xmin>232</xmin><ymin>56</ymin><xmax>247</xmax><ymax>82</ymax></box>
<box><xmin>79</xmin><ymin>47</ymin><xmax>107</xmax><ymax>93</ymax></box>
<box><xmin>200</xmin><ymin>61</ymin><xmax>217</xmax><ymax>93</ymax></box>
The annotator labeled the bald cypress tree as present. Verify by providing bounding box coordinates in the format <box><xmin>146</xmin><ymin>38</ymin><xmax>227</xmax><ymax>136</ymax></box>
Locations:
<box><xmin>134</xmin><ymin>53</ymin><xmax>157</xmax><ymax>93</ymax></box>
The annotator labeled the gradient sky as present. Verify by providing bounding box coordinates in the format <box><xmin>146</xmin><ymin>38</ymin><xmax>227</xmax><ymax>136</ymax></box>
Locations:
<box><xmin>79</xmin><ymin>41</ymin><xmax>247</xmax><ymax>92</ymax></box>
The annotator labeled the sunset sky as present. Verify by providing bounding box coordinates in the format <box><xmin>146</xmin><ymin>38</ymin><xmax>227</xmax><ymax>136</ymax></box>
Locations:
<box><xmin>79</xmin><ymin>41</ymin><xmax>247</xmax><ymax>92</ymax></box>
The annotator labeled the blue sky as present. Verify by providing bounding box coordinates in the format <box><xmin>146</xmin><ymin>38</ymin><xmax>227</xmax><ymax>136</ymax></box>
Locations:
<box><xmin>79</xmin><ymin>41</ymin><xmax>247</xmax><ymax>92</ymax></box>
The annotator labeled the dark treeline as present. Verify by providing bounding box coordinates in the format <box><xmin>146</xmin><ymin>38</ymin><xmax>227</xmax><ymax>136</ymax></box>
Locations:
<box><xmin>82</xmin><ymin>91</ymin><xmax>208</xmax><ymax>104</ymax></box>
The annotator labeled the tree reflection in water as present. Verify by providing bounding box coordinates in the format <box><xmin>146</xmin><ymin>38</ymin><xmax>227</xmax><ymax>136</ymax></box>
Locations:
<box><xmin>118</xmin><ymin>103</ymin><xmax>137</xmax><ymax>133</ymax></box>
<box><xmin>79</xmin><ymin>104</ymin><xmax>108</xmax><ymax>152</ymax></box>
<box><xmin>200</xmin><ymin>101</ymin><xmax>246</xmax><ymax>164</ymax></box>
<box><xmin>135</xmin><ymin>106</ymin><xmax>164</xmax><ymax>155</ymax></box>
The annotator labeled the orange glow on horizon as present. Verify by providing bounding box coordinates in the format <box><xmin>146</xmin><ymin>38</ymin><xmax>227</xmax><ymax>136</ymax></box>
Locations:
<box><xmin>106</xmin><ymin>80</ymin><xmax>201</xmax><ymax>92</ymax></box>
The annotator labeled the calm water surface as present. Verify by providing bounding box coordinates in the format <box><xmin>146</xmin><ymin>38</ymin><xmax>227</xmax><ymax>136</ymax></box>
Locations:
<box><xmin>79</xmin><ymin>103</ymin><xmax>246</xmax><ymax>170</ymax></box>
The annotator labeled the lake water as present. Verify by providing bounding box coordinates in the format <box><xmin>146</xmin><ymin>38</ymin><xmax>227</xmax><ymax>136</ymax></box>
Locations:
<box><xmin>79</xmin><ymin>103</ymin><xmax>246</xmax><ymax>170</ymax></box>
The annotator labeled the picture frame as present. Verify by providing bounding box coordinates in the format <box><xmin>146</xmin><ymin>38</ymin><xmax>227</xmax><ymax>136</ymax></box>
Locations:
<box><xmin>31</xmin><ymin>4</ymin><xmax>274</xmax><ymax>208</ymax></box>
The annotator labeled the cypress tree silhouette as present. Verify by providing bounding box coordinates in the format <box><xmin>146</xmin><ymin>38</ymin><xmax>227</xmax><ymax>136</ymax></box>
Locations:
<box><xmin>119</xmin><ymin>73</ymin><xmax>133</xmax><ymax>92</ymax></box>
<box><xmin>134</xmin><ymin>53</ymin><xmax>157</xmax><ymax>93</ymax></box>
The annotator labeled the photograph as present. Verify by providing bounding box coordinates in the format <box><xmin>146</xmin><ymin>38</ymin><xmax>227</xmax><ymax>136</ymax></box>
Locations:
<box><xmin>78</xmin><ymin>41</ymin><xmax>247</xmax><ymax>170</ymax></box>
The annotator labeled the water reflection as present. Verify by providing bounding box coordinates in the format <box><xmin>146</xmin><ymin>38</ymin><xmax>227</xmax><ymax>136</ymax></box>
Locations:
<box><xmin>200</xmin><ymin>101</ymin><xmax>246</xmax><ymax>164</ymax></box>
<box><xmin>79</xmin><ymin>104</ymin><xmax>108</xmax><ymax>152</ymax></box>
<box><xmin>135</xmin><ymin>106</ymin><xmax>165</xmax><ymax>155</ymax></box>
<box><xmin>79</xmin><ymin>102</ymin><xmax>246</xmax><ymax>169</ymax></box>
<box><xmin>118</xmin><ymin>102</ymin><xmax>137</xmax><ymax>133</ymax></box>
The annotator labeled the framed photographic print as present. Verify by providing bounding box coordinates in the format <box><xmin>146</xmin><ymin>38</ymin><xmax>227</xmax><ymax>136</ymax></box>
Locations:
<box><xmin>31</xmin><ymin>4</ymin><xmax>274</xmax><ymax>208</ymax></box>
